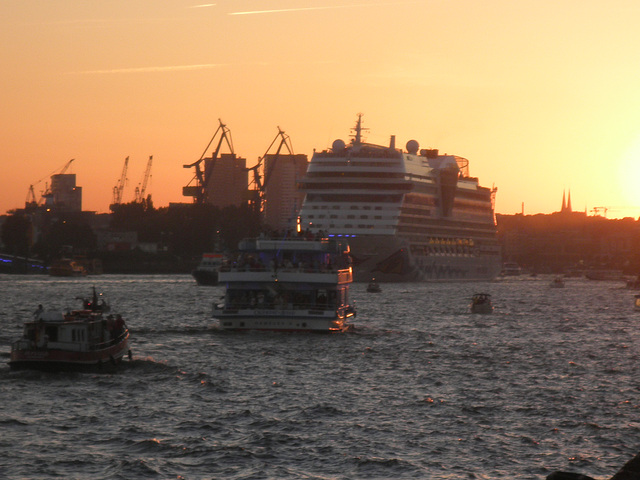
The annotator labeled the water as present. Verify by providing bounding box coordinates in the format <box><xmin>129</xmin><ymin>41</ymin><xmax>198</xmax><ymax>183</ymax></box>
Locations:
<box><xmin>1</xmin><ymin>274</ymin><xmax>639</xmax><ymax>479</ymax></box>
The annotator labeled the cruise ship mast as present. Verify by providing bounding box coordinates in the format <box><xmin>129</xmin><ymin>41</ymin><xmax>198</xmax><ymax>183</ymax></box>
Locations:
<box><xmin>350</xmin><ymin>113</ymin><xmax>368</xmax><ymax>146</ymax></box>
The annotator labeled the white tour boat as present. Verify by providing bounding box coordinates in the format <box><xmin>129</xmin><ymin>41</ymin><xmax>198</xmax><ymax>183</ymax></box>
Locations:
<box><xmin>214</xmin><ymin>235</ymin><xmax>356</xmax><ymax>332</ymax></box>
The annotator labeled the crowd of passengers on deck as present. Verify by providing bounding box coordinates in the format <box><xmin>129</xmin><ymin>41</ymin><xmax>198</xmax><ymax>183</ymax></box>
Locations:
<box><xmin>223</xmin><ymin>253</ymin><xmax>343</xmax><ymax>273</ymax></box>
<box><xmin>225</xmin><ymin>289</ymin><xmax>337</xmax><ymax>311</ymax></box>
<box><xmin>258</xmin><ymin>228</ymin><xmax>329</xmax><ymax>241</ymax></box>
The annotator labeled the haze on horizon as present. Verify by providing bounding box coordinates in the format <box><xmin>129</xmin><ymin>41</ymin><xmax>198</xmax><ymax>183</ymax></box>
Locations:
<box><xmin>2</xmin><ymin>0</ymin><xmax>640</xmax><ymax>219</ymax></box>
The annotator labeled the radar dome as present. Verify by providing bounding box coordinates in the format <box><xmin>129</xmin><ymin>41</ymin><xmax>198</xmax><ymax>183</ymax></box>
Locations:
<box><xmin>332</xmin><ymin>139</ymin><xmax>346</xmax><ymax>152</ymax></box>
<box><xmin>406</xmin><ymin>140</ymin><xmax>419</xmax><ymax>154</ymax></box>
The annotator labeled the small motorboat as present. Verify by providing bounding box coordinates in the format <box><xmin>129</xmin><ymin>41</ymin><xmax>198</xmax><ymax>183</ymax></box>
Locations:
<box><xmin>550</xmin><ymin>276</ymin><xmax>565</xmax><ymax>288</ymax></box>
<box><xmin>626</xmin><ymin>275</ymin><xmax>640</xmax><ymax>289</ymax></box>
<box><xmin>470</xmin><ymin>293</ymin><xmax>493</xmax><ymax>314</ymax></box>
<box><xmin>9</xmin><ymin>288</ymin><xmax>131</xmax><ymax>372</ymax></box>
<box><xmin>366</xmin><ymin>278</ymin><xmax>381</xmax><ymax>293</ymax></box>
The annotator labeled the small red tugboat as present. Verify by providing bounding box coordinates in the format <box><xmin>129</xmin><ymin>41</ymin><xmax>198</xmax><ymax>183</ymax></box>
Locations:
<box><xmin>9</xmin><ymin>288</ymin><xmax>131</xmax><ymax>372</ymax></box>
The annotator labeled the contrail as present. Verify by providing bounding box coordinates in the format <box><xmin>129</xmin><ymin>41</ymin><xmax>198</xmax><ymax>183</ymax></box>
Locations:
<box><xmin>190</xmin><ymin>3</ymin><xmax>216</xmax><ymax>8</ymax></box>
<box><xmin>68</xmin><ymin>64</ymin><xmax>224</xmax><ymax>75</ymax></box>
<box><xmin>229</xmin><ymin>2</ymin><xmax>413</xmax><ymax>16</ymax></box>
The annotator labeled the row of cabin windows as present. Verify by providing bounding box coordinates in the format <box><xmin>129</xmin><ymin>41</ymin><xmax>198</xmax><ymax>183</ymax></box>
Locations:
<box><xmin>311</xmin><ymin>224</ymin><xmax>394</xmax><ymax>230</ymax></box>
<box><xmin>307</xmin><ymin>214</ymin><xmax>383</xmax><ymax>220</ymax></box>
<box><xmin>309</xmin><ymin>205</ymin><xmax>384</xmax><ymax>210</ymax></box>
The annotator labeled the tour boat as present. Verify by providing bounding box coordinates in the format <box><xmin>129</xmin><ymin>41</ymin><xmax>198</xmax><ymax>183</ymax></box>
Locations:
<box><xmin>9</xmin><ymin>288</ymin><xmax>130</xmax><ymax>371</ymax></box>
<box><xmin>470</xmin><ymin>293</ymin><xmax>493</xmax><ymax>314</ymax></box>
<box><xmin>214</xmin><ymin>235</ymin><xmax>356</xmax><ymax>332</ymax></box>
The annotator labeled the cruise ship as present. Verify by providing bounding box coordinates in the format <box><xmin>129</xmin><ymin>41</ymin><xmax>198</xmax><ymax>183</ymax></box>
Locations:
<box><xmin>297</xmin><ymin>115</ymin><xmax>502</xmax><ymax>282</ymax></box>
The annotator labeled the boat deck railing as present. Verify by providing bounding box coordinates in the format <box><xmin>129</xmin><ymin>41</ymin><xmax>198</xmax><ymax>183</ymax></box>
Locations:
<box><xmin>12</xmin><ymin>329</ymin><xmax>129</xmax><ymax>353</ymax></box>
<box><xmin>219</xmin><ymin>265</ymin><xmax>347</xmax><ymax>274</ymax></box>
<box><xmin>221</xmin><ymin>301</ymin><xmax>344</xmax><ymax>311</ymax></box>
<box><xmin>90</xmin><ymin>329</ymin><xmax>129</xmax><ymax>351</ymax></box>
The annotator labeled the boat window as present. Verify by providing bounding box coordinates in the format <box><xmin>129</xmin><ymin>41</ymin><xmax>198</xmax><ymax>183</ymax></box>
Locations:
<box><xmin>45</xmin><ymin>326</ymin><xmax>58</xmax><ymax>342</ymax></box>
<box><xmin>72</xmin><ymin>330</ymin><xmax>76</xmax><ymax>342</ymax></box>
<box><xmin>316</xmin><ymin>290</ymin><xmax>328</xmax><ymax>306</ymax></box>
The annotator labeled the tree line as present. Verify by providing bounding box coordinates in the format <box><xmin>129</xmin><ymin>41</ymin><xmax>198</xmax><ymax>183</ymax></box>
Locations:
<box><xmin>1</xmin><ymin>201</ymin><xmax>262</xmax><ymax>268</ymax></box>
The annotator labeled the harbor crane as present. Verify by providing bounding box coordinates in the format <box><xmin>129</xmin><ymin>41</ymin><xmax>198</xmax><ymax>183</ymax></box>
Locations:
<box><xmin>57</xmin><ymin>158</ymin><xmax>74</xmax><ymax>175</ymax></box>
<box><xmin>183</xmin><ymin>119</ymin><xmax>234</xmax><ymax>204</ymax></box>
<box><xmin>26</xmin><ymin>158</ymin><xmax>75</xmax><ymax>208</ymax></box>
<box><xmin>247</xmin><ymin>127</ymin><xmax>294</xmax><ymax>213</ymax></box>
<box><xmin>591</xmin><ymin>206</ymin><xmax>609</xmax><ymax>217</ymax></box>
<box><xmin>135</xmin><ymin>155</ymin><xmax>153</xmax><ymax>203</ymax></box>
<box><xmin>111</xmin><ymin>156</ymin><xmax>129</xmax><ymax>207</ymax></box>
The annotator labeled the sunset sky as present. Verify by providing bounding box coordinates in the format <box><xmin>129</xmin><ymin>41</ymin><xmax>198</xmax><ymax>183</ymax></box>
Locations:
<box><xmin>2</xmin><ymin>0</ymin><xmax>640</xmax><ymax>218</ymax></box>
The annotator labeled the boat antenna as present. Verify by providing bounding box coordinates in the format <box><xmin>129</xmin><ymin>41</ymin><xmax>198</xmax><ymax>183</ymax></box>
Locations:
<box><xmin>351</xmin><ymin>113</ymin><xmax>368</xmax><ymax>145</ymax></box>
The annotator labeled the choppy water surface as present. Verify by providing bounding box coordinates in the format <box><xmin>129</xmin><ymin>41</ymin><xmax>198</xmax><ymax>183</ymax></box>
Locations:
<box><xmin>1</xmin><ymin>274</ymin><xmax>639</xmax><ymax>479</ymax></box>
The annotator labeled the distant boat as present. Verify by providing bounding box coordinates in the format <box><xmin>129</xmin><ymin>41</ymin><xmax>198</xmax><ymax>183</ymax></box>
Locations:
<box><xmin>48</xmin><ymin>258</ymin><xmax>87</xmax><ymax>277</ymax></box>
<box><xmin>501</xmin><ymin>262</ymin><xmax>522</xmax><ymax>276</ymax></box>
<box><xmin>634</xmin><ymin>294</ymin><xmax>640</xmax><ymax>311</ymax></box>
<box><xmin>626</xmin><ymin>275</ymin><xmax>640</xmax><ymax>289</ymax></box>
<box><xmin>192</xmin><ymin>253</ymin><xmax>225</xmax><ymax>286</ymax></box>
<box><xmin>585</xmin><ymin>269</ymin><xmax>624</xmax><ymax>281</ymax></box>
<box><xmin>366</xmin><ymin>278</ymin><xmax>381</xmax><ymax>293</ymax></box>
<box><xmin>470</xmin><ymin>293</ymin><xmax>493</xmax><ymax>314</ymax></box>
<box><xmin>550</xmin><ymin>276</ymin><xmax>565</xmax><ymax>288</ymax></box>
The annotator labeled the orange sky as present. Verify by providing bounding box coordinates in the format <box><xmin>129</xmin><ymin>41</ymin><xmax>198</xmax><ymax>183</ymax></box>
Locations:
<box><xmin>2</xmin><ymin>0</ymin><xmax>640</xmax><ymax>218</ymax></box>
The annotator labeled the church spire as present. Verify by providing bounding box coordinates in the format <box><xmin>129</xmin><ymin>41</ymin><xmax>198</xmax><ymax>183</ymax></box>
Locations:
<box><xmin>561</xmin><ymin>189</ymin><xmax>573</xmax><ymax>214</ymax></box>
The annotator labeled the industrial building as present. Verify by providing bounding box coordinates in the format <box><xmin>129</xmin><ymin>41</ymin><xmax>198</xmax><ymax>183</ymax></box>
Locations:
<box><xmin>263</xmin><ymin>153</ymin><xmax>308</xmax><ymax>231</ymax></box>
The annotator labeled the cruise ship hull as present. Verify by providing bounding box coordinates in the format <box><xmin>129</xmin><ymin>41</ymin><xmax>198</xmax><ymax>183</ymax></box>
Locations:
<box><xmin>347</xmin><ymin>234</ymin><xmax>501</xmax><ymax>282</ymax></box>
